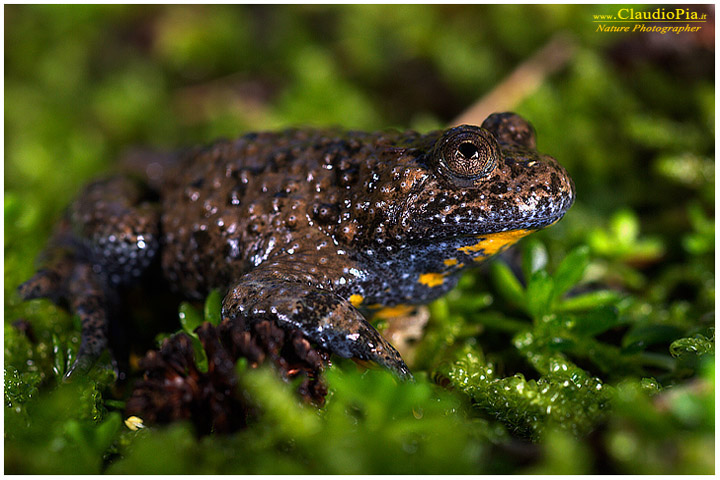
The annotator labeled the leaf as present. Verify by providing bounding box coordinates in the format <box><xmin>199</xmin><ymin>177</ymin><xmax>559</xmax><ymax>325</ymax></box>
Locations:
<box><xmin>546</xmin><ymin>336</ymin><xmax>576</xmax><ymax>351</ymax></box>
<box><xmin>190</xmin><ymin>337</ymin><xmax>208</xmax><ymax>373</ymax></box>
<box><xmin>622</xmin><ymin>325</ymin><xmax>685</xmax><ymax>353</ymax></box>
<box><xmin>490</xmin><ymin>261</ymin><xmax>525</xmax><ymax>307</ymax></box>
<box><xmin>178</xmin><ymin>302</ymin><xmax>208</xmax><ymax>372</ymax></box>
<box><xmin>526</xmin><ymin>270</ymin><xmax>554</xmax><ymax>319</ymax></box>
<box><xmin>522</xmin><ymin>238</ymin><xmax>548</xmax><ymax>281</ymax></box>
<box><xmin>178</xmin><ymin>302</ymin><xmax>203</xmax><ymax>334</ymax></box>
<box><xmin>204</xmin><ymin>289</ymin><xmax>223</xmax><ymax>326</ymax></box>
<box><xmin>472</xmin><ymin>312</ymin><xmax>528</xmax><ymax>332</ymax></box>
<box><xmin>552</xmin><ymin>246</ymin><xmax>590</xmax><ymax>300</ymax></box>
<box><xmin>94</xmin><ymin>412</ymin><xmax>122</xmax><ymax>452</ymax></box>
<box><xmin>555</xmin><ymin>290</ymin><xmax>622</xmax><ymax>312</ymax></box>
<box><xmin>569</xmin><ymin>306</ymin><xmax>620</xmax><ymax>337</ymax></box>
<box><xmin>683</xmin><ymin>203</ymin><xmax>715</xmax><ymax>255</ymax></box>
<box><xmin>610</xmin><ymin>209</ymin><xmax>639</xmax><ymax>246</ymax></box>
<box><xmin>669</xmin><ymin>334</ymin><xmax>714</xmax><ymax>359</ymax></box>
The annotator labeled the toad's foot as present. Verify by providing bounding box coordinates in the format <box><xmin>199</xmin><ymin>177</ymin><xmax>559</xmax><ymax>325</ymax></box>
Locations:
<box><xmin>19</xmin><ymin>250</ymin><xmax>115</xmax><ymax>379</ymax></box>
<box><xmin>224</xmin><ymin>269</ymin><xmax>412</xmax><ymax>380</ymax></box>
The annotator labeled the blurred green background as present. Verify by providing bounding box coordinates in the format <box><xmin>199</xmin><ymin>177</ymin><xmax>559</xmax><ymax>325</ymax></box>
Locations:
<box><xmin>5</xmin><ymin>4</ymin><xmax>714</xmax><ymax>474</ymax></box>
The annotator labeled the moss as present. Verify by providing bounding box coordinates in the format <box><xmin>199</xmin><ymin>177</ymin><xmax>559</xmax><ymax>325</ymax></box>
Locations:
<box><xmin>5</xmin><ymin>4</ymin><xmax>714</xmax><ymax>474</ymax></box>
<box><xmin>445</xmin><ymin>347</ymin><xmax>609</xmax><ymax>438</ymax></box>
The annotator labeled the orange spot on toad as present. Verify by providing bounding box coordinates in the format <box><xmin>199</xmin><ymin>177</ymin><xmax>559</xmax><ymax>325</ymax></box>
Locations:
<box><xmin>349</xmin><ymin>294</ymin><xmax>364</xmax><ymax>307</ymax></box>
<box><xmin>457</xmin><ymin>229</ymin><xmax>533</xmax><ymax>261</ymax></box>
<box><xmin>372</xmin><ymin>304</ymin><xmax>415</xmax><ymax>319</ymax></box>
<box><xmin>418</xmin><ymin>272</ymin><xmax>446</xmax><ymax>287</ymax></box>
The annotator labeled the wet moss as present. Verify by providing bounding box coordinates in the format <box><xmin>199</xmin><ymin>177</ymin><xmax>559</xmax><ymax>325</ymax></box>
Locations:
<box><xmin>5</xmin><ymin>4</ymin><xmax>714</xmax><ymax>474</ymax></box>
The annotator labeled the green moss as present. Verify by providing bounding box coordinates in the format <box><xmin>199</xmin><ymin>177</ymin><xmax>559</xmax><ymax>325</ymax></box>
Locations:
<box><xmin>4</xmin><ymin>4</ymin><xmax>714</xmax><ymax>474</ymax></box>
<box><xmin>445</xmin><ymin>347</ymin><xmax>609</xmax><ymax>438</ymax></box>
<box><xmin>670</xmin><ymin>334</ymin><xmax>714</xmax><ymax>359</ymax></box>
<box><xmin>109</xmin><ymin>367</ymin><xmax>484</xmax><ymax>474</ymax></box>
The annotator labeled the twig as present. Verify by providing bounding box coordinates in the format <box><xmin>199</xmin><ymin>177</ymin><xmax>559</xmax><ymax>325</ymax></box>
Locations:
<box><xmin>451</xmin><ymin>33</ymin><xmax>577</xmax><ymax>127</ymax></box>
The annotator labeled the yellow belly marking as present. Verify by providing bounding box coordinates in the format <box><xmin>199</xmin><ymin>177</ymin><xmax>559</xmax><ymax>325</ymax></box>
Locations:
<box><xmin>457</xmin><ymin>229</ymin><xmax>533</xmax><ymax>260</ymax></box>
<box><xmin>372</xmin><ymin>304</ymin><xmax>415</xmax><ymax>319</ymax></box>
<box><xmin>349</xmin><ymin>294</ymin><xmax>364</xmax><ymax>307</ymax></box>
<box><xmin>418</xmin><ymin>272</ymin><xmax>447</xmax><ymax>287</ymax></box>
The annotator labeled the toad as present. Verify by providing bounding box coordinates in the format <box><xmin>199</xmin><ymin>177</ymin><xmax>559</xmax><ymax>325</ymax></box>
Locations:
<box><xmin>18</xmin><ymin>112</ymin><xmax>574</xmax><ymax>380</ymax></box>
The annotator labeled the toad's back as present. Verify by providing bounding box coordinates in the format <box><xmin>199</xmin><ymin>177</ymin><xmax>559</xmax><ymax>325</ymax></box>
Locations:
<box><xmin>158</xmin><ymin>129</ymin><xmax>422</xmax><ymax>299</ymax></box>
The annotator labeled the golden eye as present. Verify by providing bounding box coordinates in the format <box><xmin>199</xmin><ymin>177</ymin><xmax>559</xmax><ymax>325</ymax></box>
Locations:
<box><xmin>437</xmin><ymin>126</ymin><xmax>499</xmax><ymax>180</ymax></box>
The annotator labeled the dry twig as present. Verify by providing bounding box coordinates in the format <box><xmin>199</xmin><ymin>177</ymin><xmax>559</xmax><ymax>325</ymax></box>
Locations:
<box><xmin>451</xmin><ymin>33</ymin><xmax>577</xmax><ymax>126</ymax></box>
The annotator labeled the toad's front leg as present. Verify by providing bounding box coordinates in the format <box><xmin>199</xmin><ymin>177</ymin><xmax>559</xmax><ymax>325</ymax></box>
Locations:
<box><xmin>18</xmin><ymin>176</ymin><xmax>160</xmax><ymax>378</ymax></box>
<box><xmin>223</xmin><ymin>265</ymin><xmax>412</xmax><ymax>380</ymax></box>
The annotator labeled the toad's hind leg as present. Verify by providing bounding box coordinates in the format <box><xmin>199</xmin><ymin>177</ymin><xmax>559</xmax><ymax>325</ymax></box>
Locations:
<box><xmin>224</xmin><ymin>269</ymin><xmax>412</xmax><ymax>380</ymax></box>
<box><xmin>18</xmin><ymin>176</ymin><xmax>160</xmax><ymax>378</ymax></box>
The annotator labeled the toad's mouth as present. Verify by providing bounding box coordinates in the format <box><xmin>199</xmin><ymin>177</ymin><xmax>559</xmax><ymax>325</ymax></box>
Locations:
<box><xmin>440</xmin><ymin>209</ymin><xmax>569</xmax><ymax>240</ymax></box>
<box><xmin>475</xmin><ymin>210</ymin><xmax>567</xmax><ymax>235</ymax></box>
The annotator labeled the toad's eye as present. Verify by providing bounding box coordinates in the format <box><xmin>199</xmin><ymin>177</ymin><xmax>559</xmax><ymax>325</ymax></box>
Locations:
<box><xmin>438</xmin><ymin>125</ymin><xmax>499</xmax><ymax>180</ymax></box>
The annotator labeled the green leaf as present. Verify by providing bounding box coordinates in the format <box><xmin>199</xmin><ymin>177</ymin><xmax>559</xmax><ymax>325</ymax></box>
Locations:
<box><xmin>610</xmin><ymin>209</ymin><xmax>639</xmax><ymax>246</ymax></box>
<box><xmin>178</xmin><ymin>302</ymin><xmax>203</xmax><ymax>334</ymax></box>
<box><xmin>472</xmin><ymin>312</ymin><xmax>528</xmax><ymax>332</ymax></box>
<box><xmin>683</xmin><ymin>203</ymin><xmax>715</xmax><ymax>255</ymax></box>
<box><xmin>94</xmin><ymin>411</ymin><xmax>122</xmax><ymax>451</ymax></box>
<box><xmin>490</xmin><ymin>260</ymin><xmax>525</xmax><ymax>307</ymax></box>
<box><xmin>569</xmin><ymin>306</ymin><xmax>620</xmax><ymax>337</ymax></box>
<box><xmin>622</xmin><ymin>325</ymin><xmax>685</xmax><ymax>353</ymax></box>
<box><xmin>555</xmin><ymin>290</ymin><xmax>623</xmax><ymax>312</ymax></box>
<box><xmin>204</xmin><ymin>289</ymin><xmax>223</xmax><ymax>326</ymax></box>
<box><xmin>669</xmin><ymin>334</ymin><xmax>714</xmax><ymax>359</ymax></box>
<box><xmin>525</xmin><ymin>428</ymin><xmax>591</xmax><ymax>474</ymax></box>
<box><xmin>552</xmin><ymin>246</ymin><xmax>590</xmax><ymax>300</ymax></box>
<box><xmin>522</xmin><ymin>238</ymin><xmax>548</xmax><ymax>281</ymax></box>
<box><xmin>526</xmin><ymin>270</ymin><xmax>554</xmax><ymax>319</ymax></box>
<box><xmin>190</xmin><ymin>336</ymin><xmax>208</xmax><ymax>373</ymax></box>
<box><xmin>178</xmin><ymin>302</ymin><xmax>208</xmax><ymax>372</ymax></box>
<box><xmin>546</xmin><ymin>335</ymin><xmax>576</xmax><ymax>351</ymax></box>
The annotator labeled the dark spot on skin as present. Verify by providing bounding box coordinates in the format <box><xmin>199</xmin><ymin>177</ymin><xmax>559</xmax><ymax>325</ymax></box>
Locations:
<box><xmin>192</xmin><ymin>230</ymin><xmax>211</xmax><ymax>250</ymax></box>
<box><xmin>550</xmin><ymin>172</ymin><xmax>561</xmax><ymax>193</ymax></box>
<box><xmin>312</xmin><ymin>203</ymin><xmax>340</xmax><ymax>225</ymax></box>
<box><xmin>247</xmin><ymin>222</ymin><xmax>261</xmax><ymax>235</ymax></box>
<box><xmin>490</xmin><ymin>181</ymin><xmax>508</xmax><ymax>195</ymax></box>
<box><xmin>335</xmin><ymin>160</ymin><xmax>360</xmax><ymax>188</ymax></box>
